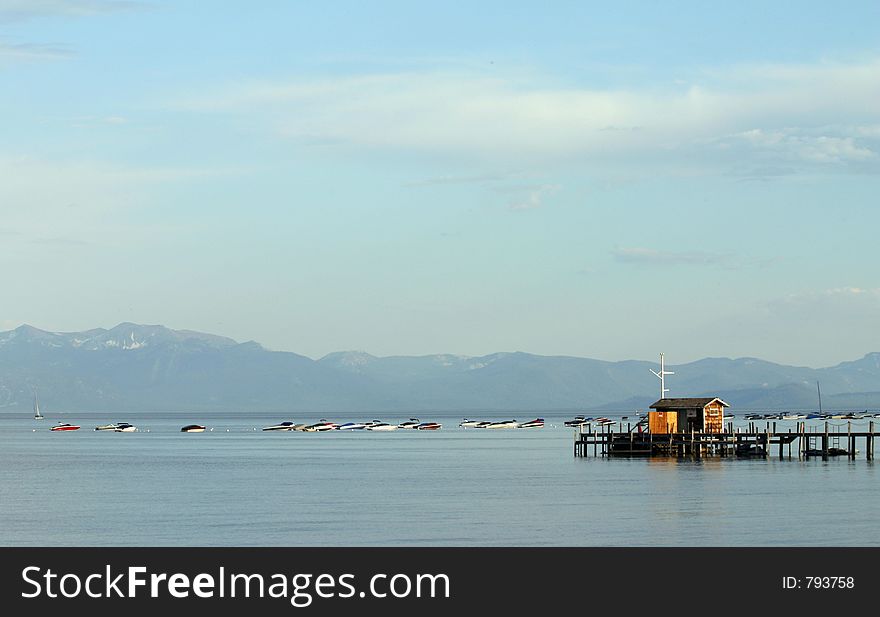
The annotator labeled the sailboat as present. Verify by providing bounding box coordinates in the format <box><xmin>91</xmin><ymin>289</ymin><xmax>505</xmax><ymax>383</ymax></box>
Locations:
<box><xmin>33</xmin><ymin>390</ymin><xmax>44</xmax><ymax>420</ymax></box>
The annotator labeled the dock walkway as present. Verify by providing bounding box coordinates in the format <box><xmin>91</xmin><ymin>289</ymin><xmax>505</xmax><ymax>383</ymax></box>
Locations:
<box><xmin>573</xmin><ymin>420</ymin><xmax>878</xmax><ymax>460</ymax></box>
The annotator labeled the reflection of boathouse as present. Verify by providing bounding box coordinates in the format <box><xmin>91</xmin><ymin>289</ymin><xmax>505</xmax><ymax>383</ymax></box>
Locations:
<box><xmin>648</xmin><ymin>397</ymin><xmax>728</xmax><ymax>434</ymax></box>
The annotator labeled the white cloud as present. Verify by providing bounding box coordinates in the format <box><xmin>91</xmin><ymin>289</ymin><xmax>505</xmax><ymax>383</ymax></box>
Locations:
<box><xmin>728</xmin><ymin>127</ymin><xmax>875</xmax><ymax>164</ymax></box>
<box><xmin>170</xmin><ymin>58</ymin><xmax>880</xmax><ymax>173</ymax></box>
<box><xmin>502</xmin><ymin>184</ymin><xmax>560</xmax><ymax>210</ymax></box>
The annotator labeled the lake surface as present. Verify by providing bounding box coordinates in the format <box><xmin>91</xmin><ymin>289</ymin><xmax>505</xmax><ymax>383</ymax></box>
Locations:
<box><xmin>1</xmin><ymin>412</ymin><xmax>877</xmax><ymax>546</ymax></box>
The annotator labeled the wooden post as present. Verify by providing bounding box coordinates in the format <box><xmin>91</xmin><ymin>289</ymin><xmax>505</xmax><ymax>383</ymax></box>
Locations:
<box><xmin>823</xmin><ymin>421</ymin><xmax>829</xmax><ymax>460</ymax></box>
<box><xmin>869</xmin><ymin>421</ymin><xmax>875</xmax><ymax>460</ymax></box>
<box><xmin>800</xmin><ymin>422</ymin><xmax>805</xmax><ymax>459</ymax></box>
<box><xmin>847</xmin><ymin>421</ymin><xmax>853</xmax><ymax>459</ymax></box>
<box><xmin>787</xmin><ymin>429</ymin><xmax>791</xmax><ymax>458</ymax></box>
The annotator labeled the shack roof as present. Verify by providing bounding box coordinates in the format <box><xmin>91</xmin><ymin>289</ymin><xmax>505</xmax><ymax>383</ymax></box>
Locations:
<box><xmin>649</xmin><ymin>397</ymin><xmax>729</xmax><ymax>410</ymax></box>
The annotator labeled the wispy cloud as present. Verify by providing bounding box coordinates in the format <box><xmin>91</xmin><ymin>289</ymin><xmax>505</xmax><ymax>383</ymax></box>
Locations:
<box><xmin>501</xmin><ymin>183</ymin><xmax>560</xmax><ymax>211</ymax></box>
<box><xmin>405</xmin><ymin>171</ymin><xmax>514</xmax><ymax>187</ymax></box>
<box><xmin>612</xmin><ymin>247</ymin><xmax>734</xmax><ymax>267</ymax></box>
<box><xmin>764</xmin><ymin>287</ymin><xmax>880</xmax><ymax>323</ymax></box>
<box><xmin>168</xmin><ymin>58</ymin><xmax>880</xmax><ymax>175</ymax></box>
<box><xmin>720</xmin><ymin>127</ymin><xmax>876</xmax><ymax>165</ymax></box>
<box><xmin>0</xmin><ymin>0</ymin><xmax>145</xmax><ymax>22</ymax></box>
<box><xmin>0</xmin><ymin>42</ymin><xmax>73</xmax><ymax>61</ymax></box>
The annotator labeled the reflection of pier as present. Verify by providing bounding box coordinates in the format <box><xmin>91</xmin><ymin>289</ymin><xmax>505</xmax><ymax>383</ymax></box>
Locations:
<box><xmin>573</xmin><ymin>420</ymin><xmax>877</xmax><ymax>460</ymax></box>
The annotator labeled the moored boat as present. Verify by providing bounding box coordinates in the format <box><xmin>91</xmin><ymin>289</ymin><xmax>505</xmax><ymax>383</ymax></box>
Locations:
<box><xmin>518</xmin><ymin>418</ymin><xmax>544</xmax><ymax>429</ymax></box>
<box><xmin>486</xmin><ymin>419</ymin><xmax>519</xmax><ymax>429</ymax></box>
<box><xmin>459</xmin><ymin>418</ymin><xmax>483</xmax><ymax>428</ymax></box>
<box><xmin>367</xmin><ymin>422</ymin><xmax>398</xmax><ymax>431</ymax></box>
<box><xmin>180</xmin><ymin>424</ymin><xmax>206</xmax><ymax>433</ymax></box>
<box><xmin>304</xmin><ymin>420</ymin><xmax>337</xmax><ymax>432</ymax></box>
<box><xmin>398</xmin><ymin>418</ymin><xmax>421</xmax><ymax>429</ymax></box>
<box><xmin>563</xmin><ymin>416</ymin><xmax>587</xmax><ymax>427</ymax></box>
<box><xmin>50</xmin><ymin>422</ymin><xmax>80</xmax><ymax>432</ymax></box>
<box><xmin>337</xmin><ymin>422</ymin><xmax>368</xmax><ymax>430</ymax></box>
<box><xmin>262</xmin><ymin>421</ymin><xmax>297</xmax><ymax>431</ymax></box>
<box><xmin>96</xmin><ymin>422</ymin><xmax>136</xmax><ymax>431</ymax></box>
<box><xmin>415</xmin><ymin>422</ymin><xmax>442</xmax><ymax>430</ymax></box>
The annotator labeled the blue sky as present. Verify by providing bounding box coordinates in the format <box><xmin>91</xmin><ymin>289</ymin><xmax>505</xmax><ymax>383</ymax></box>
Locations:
<box><xmin>1</xmin><ymin>0</ymin><xmax>879</xmax><ymax>366</ymax></box>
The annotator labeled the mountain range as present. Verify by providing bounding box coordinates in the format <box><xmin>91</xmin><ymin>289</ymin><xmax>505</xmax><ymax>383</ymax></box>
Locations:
<box><xmin>1</xmin><ymin>323</ymin><xmax>879</xmax><ymax>413</ymax></box>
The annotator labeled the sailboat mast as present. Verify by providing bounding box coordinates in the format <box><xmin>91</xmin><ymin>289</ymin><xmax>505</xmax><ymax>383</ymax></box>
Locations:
<box><xmin>817</xmin><ymin>381</ymin><xmax>823</xmax><ymax>414</ymax></box>
<box><xmin>33</xmin><ymin>388</ymin><xmax>43</xmax><ymax>419</ymax></box>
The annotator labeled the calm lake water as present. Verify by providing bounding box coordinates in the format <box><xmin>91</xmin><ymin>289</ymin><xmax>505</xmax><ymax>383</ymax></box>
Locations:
<box><xmin>1</xmin><ymin>412</ymin><xmax>877</xmax><ymax>546</ymax></box>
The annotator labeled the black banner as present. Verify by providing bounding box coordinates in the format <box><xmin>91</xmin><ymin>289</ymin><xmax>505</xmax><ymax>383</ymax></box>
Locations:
<box><xmin>0</xmin><ymin>548</ymin><xmax>875</xmax><ymax>616</ymax></box>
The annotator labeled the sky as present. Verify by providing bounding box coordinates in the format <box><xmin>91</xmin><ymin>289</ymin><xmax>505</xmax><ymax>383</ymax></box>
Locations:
<box><xmin>1</xmin><ymin>0</ymin><xmax>879</xmax><ymax>367</ymax></box>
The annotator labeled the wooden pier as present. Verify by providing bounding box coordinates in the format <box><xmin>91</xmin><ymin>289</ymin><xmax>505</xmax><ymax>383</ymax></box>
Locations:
<box><xmin>574</xmin><ymin>420</ymin><xmax>878</xmax><ymax>460</ymax></box>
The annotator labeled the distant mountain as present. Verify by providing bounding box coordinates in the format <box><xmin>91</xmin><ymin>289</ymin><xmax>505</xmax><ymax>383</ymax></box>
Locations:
<box><xmin>1</xmin><ymin>323</ymin><xmax>879</xmax><ymax>413</ymax></box>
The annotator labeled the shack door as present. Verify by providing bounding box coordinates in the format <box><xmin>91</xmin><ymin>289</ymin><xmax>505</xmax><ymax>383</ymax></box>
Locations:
<box><xmin>684</xmin><ymin>409</ymin><xmax>702</xmax><ymax>432</ymax></box>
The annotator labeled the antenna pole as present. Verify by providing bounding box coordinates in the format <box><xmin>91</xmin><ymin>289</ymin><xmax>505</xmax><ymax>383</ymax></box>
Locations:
<box><xmin>650</xmin><ymin>352</ymin><xmax>675</xmax><ymax>399</ymax></box>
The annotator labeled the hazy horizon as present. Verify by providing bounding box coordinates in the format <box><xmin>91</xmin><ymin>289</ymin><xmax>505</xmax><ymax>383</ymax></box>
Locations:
<box><xmin>3</xmin><ymin>319</ymin><xmax>877</xmax><ymax>370</ymax></box>
<box><xmin>2</xmin><ymin>1</ymin><xmax>879</xmax><ymax>367</ymax></box>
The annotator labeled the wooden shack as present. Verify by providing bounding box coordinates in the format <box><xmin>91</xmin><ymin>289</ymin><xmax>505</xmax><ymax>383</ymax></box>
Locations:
<box><xmin>648</xmin><ymin>397</ymin><xmax>729</xmax><ymax>434</ymax></box>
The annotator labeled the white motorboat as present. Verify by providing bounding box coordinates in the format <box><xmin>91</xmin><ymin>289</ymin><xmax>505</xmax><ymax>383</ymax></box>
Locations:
<box><xmin>337</xmin><ymin>422</ymin><xmax>368</xmax><ymax>430</ymax></box>
<box><xmin>50</xmin><ymin>422</ymin><xmax>80</xmax><ymax>432</ymax></box>
<box><xmin>367</xmin><ymin>422</ymin><xmax>398</xmax><ymax>431</ymax></box>
<box><xmin>398</xmin><ymin>418</ymin><xmax>421</xmax><ymax>429</ymax></box>
<box><xmin>180</xmin><ymin>424</ymin><xmax>206</xmax><ymax>433</ymax></box>
<box><xmin>563</xmin><ymin>416</ymin><xmax>589</xmax><ymax>427</ymax></box>
<box><xmin>459</xmin><ymin>419</ymin><xmax>483</xmax><ymax>428</ymax></box>
<box><xmin>262</xmin><ymin>421</ymin><xmax>297</xmax><ymax>431</ymax></box>
<box><xmin>95</xmin><ymin>422</ymin><xmax>136</xmax><ymax>431</ymax></box>
<box><xmin>304</xmin><ymin>420</ymin><xmax>337</xmax><ymax>432</ymax></box>
<box><xmin>517</xmin><ymin>418</ymin><xmax>544</xmax><ymax>429</ymax></box>
<box><xmin>486</xmin><ymin>420</ymin><xmax>518</xmax><ymax>429</ymax></box>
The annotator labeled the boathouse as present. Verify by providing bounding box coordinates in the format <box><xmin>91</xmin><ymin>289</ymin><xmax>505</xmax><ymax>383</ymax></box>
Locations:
<box><xmin>648</xmin><ymin>397</ymin><xmax>728</xmax><ymax>434</ymax></box>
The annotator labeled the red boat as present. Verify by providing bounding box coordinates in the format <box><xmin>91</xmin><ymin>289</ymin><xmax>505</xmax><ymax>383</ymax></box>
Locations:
<box><xmin>50</xmin><ymin>422</ymin><xmax>80</xmax><ymax>432</ymax></box>
<box><xmin>416</xmin><ymin>422</ymin><xmax>442</xmax><ymax>431</ymax></box>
